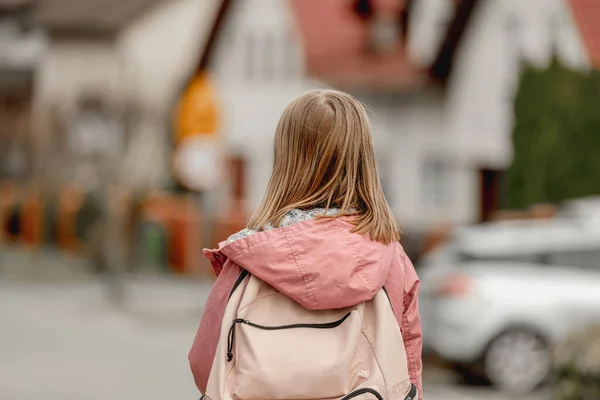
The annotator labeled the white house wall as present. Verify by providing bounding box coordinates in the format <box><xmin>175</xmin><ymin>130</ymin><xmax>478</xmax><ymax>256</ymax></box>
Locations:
<box><xmin>385</xmin><ymin>103</ymin><xmax>430</xmax><ymax>230</ymax></box>
<box><xmin>210</xmin><ymin>0</ymin><xmax>316</xmax><ymax>211</ymax></box>
<box><xmin>33</xmin><ymin>0</ymin><xmax>222</xmax><ymax>190</ymax></box>
<box><xmin>444</xmin><ymin>0</ymin><xmax>590</xmax><ymax>171</ymax></box>
<box><xmin>445</xmin><ymin>0</ymin><xmax>519</xmax><ymax>170</ymax></box>
<box><xmin>35</xmin><ymin>0</ymin><xmax>220</xmax><ymax>121</ymax></box>
<box><xmin>118</xmin><ymin>0</ymin><xmax>221</xmax><ymax>112</ymax></box>
<box><xmin>375</xmin><ymin>95</ymin><xmax>479</xmax><ymax>231</ymax></box>
<box><xmin>34</xmin><ymin>41</ymin><xmax>121</xmax><ymax>111</ymax></box>
<box><xmin>553</xmin><ymin>0</ymin><xmax>590</xmax><ymax>70</ymax></box>
<box><xmin>407</xmin><ymin>0</ymin><xmax>456</xmax><ymax>67</ymax></box>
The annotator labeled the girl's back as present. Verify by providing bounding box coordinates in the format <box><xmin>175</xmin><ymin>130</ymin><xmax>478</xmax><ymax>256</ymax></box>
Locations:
<box><xmin>189</xmin><ymin>89</ymin><xmax>423</xmax><ymax>400</ymax></box>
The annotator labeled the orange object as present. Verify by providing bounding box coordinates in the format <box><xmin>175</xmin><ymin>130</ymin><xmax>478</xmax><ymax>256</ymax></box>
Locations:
<box><xmin>20</xmin><ymin>187</ymin><xmax>43</xmax><ymax>247</ymax></box>
<box><xmin>142</xmin><ymin>193</ymin><xmax>203</xmax><ymax>275</ymax></box>
<box><xmin>211</xmin><ymin>155</ymin><xmax>248</xmax><ymax>250</ymax></box>
<box><xmin>490</xmin><ymin>210</ymin><xmax>529</xmax><ymax>221</ymax></box>
<box><xmin>166</xmin><ymin>197</ymin><xmax>202</xmax><ymax>274</ymax></box>
<box><xmin>56</xmin><ymin>185</ymin><xmax>84</xmax><ymax>251</ymax></box>
<box><xmin>530</xmin><ymin>204</ymin><xmax>557</xmax><ymax>219</ymax></box>
<box><xmin>174</xmin><ymin>72</ymin><xmax>219</xmax><ymax>142</ymax></box>
<box><xmin>214</xmin><ymin>154</ymin><xmax>248</xmax><ymax>240</ymax></box>
<box><xmin>0</xmin><ymin>180</ymin><xmax>16</xmax><ymax>242</ymax></box>
<box><xmin>433</xmin><ymin>273</ymin><xmax>472</xmax><ymax>298</ymax></box>
<box><xmin>168</xmin><ymin>208</ymin><xmax>187</xmax><ymax>274</ymax></box>
<box><xmin>421</xmin><ymin>223</ymin><xmax>451</xmax><ymax>258</ymax></box>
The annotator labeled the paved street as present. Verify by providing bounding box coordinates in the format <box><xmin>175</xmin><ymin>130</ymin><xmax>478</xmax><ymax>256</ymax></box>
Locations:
<box><xmin>0</xmin><ymin>248</ymin><xmax>547</xmax><ymax>400</ymax></box>
<box><xmin>0</xmin><ymin>280</ymin><xmax>211</xmax><ymax>400</ymax></box>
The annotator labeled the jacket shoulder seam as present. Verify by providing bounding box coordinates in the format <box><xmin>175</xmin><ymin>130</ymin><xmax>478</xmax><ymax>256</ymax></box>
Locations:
<box><xmin>282</xmin><ymin>226</ymin><xmax>319</xmax><ymax>308</ymax></box>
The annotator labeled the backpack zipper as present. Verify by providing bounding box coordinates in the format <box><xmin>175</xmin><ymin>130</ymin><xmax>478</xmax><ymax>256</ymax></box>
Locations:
<box><xmin>226</xmin><ymin>312</ymin><xmax>352</xmax><ymax>362</ymax></box>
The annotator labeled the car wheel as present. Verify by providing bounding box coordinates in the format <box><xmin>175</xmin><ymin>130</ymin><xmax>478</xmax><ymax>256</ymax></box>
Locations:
<box><xmin>483</xmin><ymin>328</ymin><xmax>550</xmax><ymax>394</ymax></box>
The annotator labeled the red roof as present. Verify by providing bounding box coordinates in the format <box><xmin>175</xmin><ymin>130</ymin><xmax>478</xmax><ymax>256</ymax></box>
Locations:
<box><xmin>569</xmin><ymin>0</ymin><xmax>600</xmax><ymax>66</ymax></box>
<box><xmin>290</xmin><ymin>0</ymin><xmax>426</xmax><ymax>91</ymax></box>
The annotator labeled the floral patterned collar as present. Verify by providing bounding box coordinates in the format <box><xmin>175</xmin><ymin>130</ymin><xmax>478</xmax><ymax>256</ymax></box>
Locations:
<box><xmin>226</xmin><ymin>208</ymin><xmax>344</xmax><ymax>244</ymax></box>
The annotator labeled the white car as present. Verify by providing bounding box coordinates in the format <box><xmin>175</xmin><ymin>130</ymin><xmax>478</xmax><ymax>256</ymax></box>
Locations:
<box><xmin>418</xmin><ymin>218</ymin><xmax>600</xmax><ymax>394</ymax></box>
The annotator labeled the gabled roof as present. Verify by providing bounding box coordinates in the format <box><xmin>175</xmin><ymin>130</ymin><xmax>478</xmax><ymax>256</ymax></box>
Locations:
<box><xmin>429</xmin><ymin>0</ymin><xmax>482</xmax><ymax>85</ymax></box>
<box><xmin>196</xmin><ymin>0</ymin><xmax>232</xmax><ymax>73</ymax></box>
<box><xmin>569</xmin><ymin>0</ymin><xmax>600</xmax><ymax>67</ymax></box>
<box><xmin>290</xmin><ymin>0</ymin><xmax>482</xmax><ymax>91</ymax></box>
<box><xmin>197</xmin><ymin>0</ymin><xmax>475</xmax><ymax>93</ymax></box>
<box><xmin>32</xmin><ymin>0</ymin><xmax>163</xmax><ymax>38</ymax></box>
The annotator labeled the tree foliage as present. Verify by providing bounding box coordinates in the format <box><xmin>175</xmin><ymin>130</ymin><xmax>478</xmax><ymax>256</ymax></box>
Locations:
<box><xmin>505</xmin><ymin>58</ymin><xmax>600</xmax><ymax>209</ymax></box>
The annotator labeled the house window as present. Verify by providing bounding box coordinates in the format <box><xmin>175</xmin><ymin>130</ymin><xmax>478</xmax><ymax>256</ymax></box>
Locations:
<box><xmin>283</xmin><ymin>30</ymin><xmax>298</xmax><ymax>79</ymax></box>
<box><xmin>262</xmin><ymin>32</ymin><xmax>274</xmax><ymax>80</ymax></box>
<box><xmin>245</xmin><ymin>33</ymin><xmax>257</xmax><ymax>81</ymax></box>
<box><xmin>422</xmin><ymin>158</ymin><xmax>451</xmax><ymax>208</ymax></box>
<box><xmin>369</xmin><ymin>13</ymin><xmax>401</xmax><ymax>52</ymax></box>
<box><xmin>244</xmin><ymin>31</ymin><xmax>283</xmax><ymax>82</ymax></box>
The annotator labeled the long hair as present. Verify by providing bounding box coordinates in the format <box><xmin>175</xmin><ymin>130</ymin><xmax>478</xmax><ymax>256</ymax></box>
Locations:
<box><xmin>247</xmin><ymin>89</ymin><xmax>400</xmax><ymax>244</ymax></box>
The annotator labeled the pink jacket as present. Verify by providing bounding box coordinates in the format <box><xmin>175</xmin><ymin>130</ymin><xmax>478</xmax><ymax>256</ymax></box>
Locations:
<box><xmin>189</xmin><ymin>218</ymin><xmax>423</xmax><ymax>399</ymax></box>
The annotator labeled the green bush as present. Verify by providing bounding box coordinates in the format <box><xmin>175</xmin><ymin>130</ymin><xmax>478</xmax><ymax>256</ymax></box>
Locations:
<box><xmin>505</xmin><ymin>58</ymin><xmax>600</xmax><ymax>209</ymax></box>
<box><xmin>553</xmin><ymin>324</ymin><xmax>600</xmax><ymax>400</ymax></box>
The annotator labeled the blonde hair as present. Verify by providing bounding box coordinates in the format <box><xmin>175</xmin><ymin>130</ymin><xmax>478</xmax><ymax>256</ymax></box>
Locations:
<box><xmin>248</xmin><ymin>89</ymin><xmax>400</xmax><ymax>244</ymax></box>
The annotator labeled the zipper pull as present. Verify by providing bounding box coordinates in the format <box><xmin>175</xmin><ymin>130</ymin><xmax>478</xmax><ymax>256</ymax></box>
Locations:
<box><xmin>226</xmin><ymin>319</ymin><xmax>246</xmax><ymax>362</ymax></box>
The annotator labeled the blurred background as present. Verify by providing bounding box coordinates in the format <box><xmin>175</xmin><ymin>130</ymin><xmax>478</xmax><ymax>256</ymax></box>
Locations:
<box><xmin>1</xmin><ymin>0</ymin><xmax>600</xmax><ymax>399</ymax></box>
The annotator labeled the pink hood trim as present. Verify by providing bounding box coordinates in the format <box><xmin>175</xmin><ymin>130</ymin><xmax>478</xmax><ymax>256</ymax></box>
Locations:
<box><xmin>215</xmin><ymin>218</ymin><xmax>395</xmax><ymax>310</ymax></box>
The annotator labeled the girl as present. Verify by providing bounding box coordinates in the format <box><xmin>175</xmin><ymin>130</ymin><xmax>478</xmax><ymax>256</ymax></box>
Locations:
<box><xmin>189</xmin><ymin>89</ymin><xmax>423</xmax><ymax>399</ymax></box>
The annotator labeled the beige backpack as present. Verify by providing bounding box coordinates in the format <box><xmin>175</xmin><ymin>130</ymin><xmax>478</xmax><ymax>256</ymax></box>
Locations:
<box><xmin>203</xmin><ymin>270</ymin><xmax>417</xmax><ymax>400</ymax></box>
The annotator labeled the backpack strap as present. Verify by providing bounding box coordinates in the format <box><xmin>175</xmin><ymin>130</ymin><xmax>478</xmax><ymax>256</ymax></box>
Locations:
<box><xmin>381</xmin><ymin>286</ymin><xmax>397</xmax><ymax>317</ymax></box>
<box><xmin>228</xmin><ymin>269</ymin><xmax>250</xmax><ymax>300</ymax></box>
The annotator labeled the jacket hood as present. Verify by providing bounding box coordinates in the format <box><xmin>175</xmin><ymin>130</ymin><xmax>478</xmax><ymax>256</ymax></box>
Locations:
<box><xmin>209</xmin><ymin>218</ymin><xmax>398</xmax><ymax>310</ymax></box>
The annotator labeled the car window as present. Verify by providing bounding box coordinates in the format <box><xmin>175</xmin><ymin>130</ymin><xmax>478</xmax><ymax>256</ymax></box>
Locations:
<box><xmin>546</xmin><ymin>249</ymin><xmax>600</xmax><ymax>270</ymax></box>
<box><xmin>458</xmin><ymin>252</ymin><xmax>542</xmax><ymax>264</ymax></box>
<box><xmin>421</xmin><ymin>242</ymin><xmax>457</xmax><ymax>266</ymax></box>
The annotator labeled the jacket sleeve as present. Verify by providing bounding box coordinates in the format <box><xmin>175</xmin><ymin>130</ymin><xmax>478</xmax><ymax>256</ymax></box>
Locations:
<box><xmin>189</xmin><ymin>255</ymin><xmax>241</xmax><ymax>394</ymax></box>
<box><xmin>385</xmin><ymin>245</ymin><xmax>423</xmax><ymax>400</ymax></box>
<box><xmin>400</xmin><ymin>252</ymin><xmax>423</xmax><ymax>399</ymax></box>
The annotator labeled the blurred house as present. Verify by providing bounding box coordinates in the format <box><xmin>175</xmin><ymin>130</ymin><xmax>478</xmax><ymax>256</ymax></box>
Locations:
<box><xmin>0</xmin><ymin>0</ymin><xmax>44</xmax><ymax>182</ymax></box>
<box><xmin>29</xmin><ymin>0</ymin><xmax>221</xmax><ymax>191</ymax></box>
<box><xmin>291</xmin><ymin>0</ymin><xmax>445</xmax><ymax>233</ymax></box>
<box><xmin>407</xmin><ymin>0</ymin><xmax>592</xmax><ymax>227</ymax></box>
<box><xmin>22</xmin><ymin>0</ymin><xmax>599</xmax><ymax>236</ymax></box>
<box><xmin>200</xmin><ymin>0</ymin><xmax>430</xmax><ymax>226</ymax></box>
<box><xmin>198</xmin><ymin>0</ymin><xmax>597</xmax><ymax>236</ymax></box>
<box><xmin>195</xmin><ymin>0</ymin><xmax>313</xmax><ymax>213</ymax></box>
<box><xmin>292</xmin><ymin>0</ymin><xmax>594</xmax><ymax>233</ymax></box>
